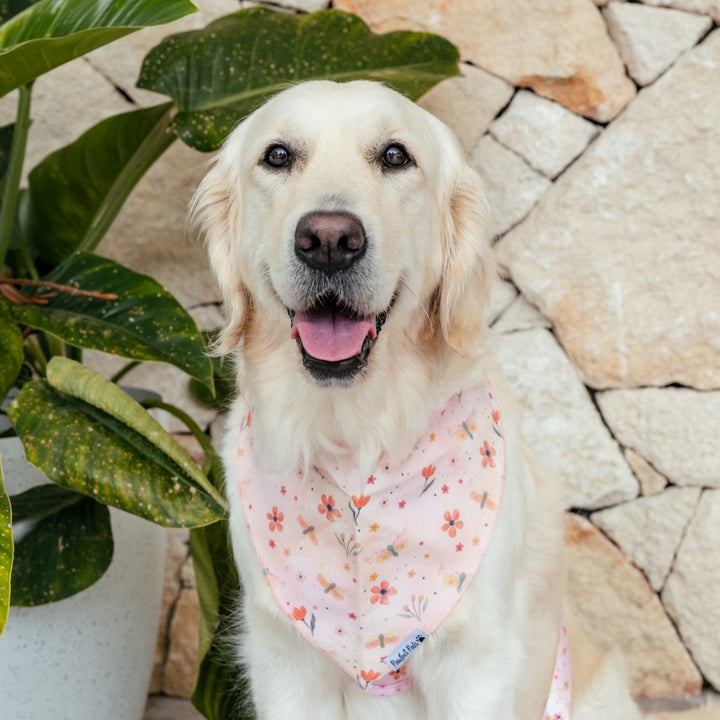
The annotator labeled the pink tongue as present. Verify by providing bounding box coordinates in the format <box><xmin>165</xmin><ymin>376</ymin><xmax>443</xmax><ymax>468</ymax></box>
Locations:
<box><xmin>292</xmin><ymin>309</ymin><xmax>376</xmax><ymax>362</ymax></box>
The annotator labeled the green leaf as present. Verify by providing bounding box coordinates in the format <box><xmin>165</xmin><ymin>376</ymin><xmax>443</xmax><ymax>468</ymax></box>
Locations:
<box><xmin>7</xmin><ymin>361</ymin><xmax>225</xmax><ymax>528</ymax></box>
<box><xmin>191</xmin><ymin>521</ymin><xmax>253</xmax><ymax>720</ymax></box>
<box><xmin>9</xmin><ymin>252</ymin><xmax>214</xmax><ymax>389</ymax></box>
<box><xmin>0</xmin><ymin>455</ymin><xmax>12</xmax><ymax>634</ymax></box>
<box><xmin>21</xmin><ymin>103</ymin><xmax>175</xmax><ymax>265</ymax></box>
<box><xmin>0</xmin><ymin>0</ymin><xmax>197</xmax><ymax>98</ymax></box>
<box><xmin>138</xmin><ymin>8</ymin><xmax>460</xmax><ymax>151</ymax></box>
<box><xmin>9</xmin><ymin>484</ymin><xmax>112</xmax><ymax>606</ymax></box>
<box><xmin>0</xmin><ymin>300</ymin><xmax>23</xmax><ymax>399</ymax></box>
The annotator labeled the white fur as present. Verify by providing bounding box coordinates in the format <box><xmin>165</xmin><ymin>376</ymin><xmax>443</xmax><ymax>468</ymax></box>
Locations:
<box><xmin>193</xmin><ymin>80</ymin><xmax>643</xmax><ymax>719</ymax></box>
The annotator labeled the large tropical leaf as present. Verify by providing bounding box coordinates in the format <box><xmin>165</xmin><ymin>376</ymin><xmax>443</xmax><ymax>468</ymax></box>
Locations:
<box><xmin>0</xmin><ymin>0</ymin><xmax>197</xmax><ymax>98</ymax></box>
<box><xmin>191</xmin><ymin>521</ymin><xmax>253</xmax><ymax>720</ymax></box>
<box><xmin>138</xmin><ymin>8</ymin><xmax>460</xmax><ymax>151</ymax></box>
<box><xmin>9</xmin><ymin>483</ymin><xmax>112</xmax><ymax>606</ymax></box>
<box><xmin>0</xmin><ymin>455</ymin><xmax>11</xmax><ymax>634</ymax></box>
<box><xmin>21</xmin><ymin>103</ymin><xmax>175</xmax><ymax>265</ymax></box>
<box><xmin>9</xmin><ymin>252</ymin><xmax>213</xmax><ymax>389</ymax></box>
<box><xmin>6</xmin><ymin>359</ymin><xmax>225</xmax><ymax>528</ymax></box>
<box><xmin>0</xmin><ymin>300</ymin><xmax>22</xmax><ymax>399</ymax></box>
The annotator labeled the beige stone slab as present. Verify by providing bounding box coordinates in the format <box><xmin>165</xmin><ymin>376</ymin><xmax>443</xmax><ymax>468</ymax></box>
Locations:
<box><xmin>489</xmin><ymin>90</ymin><xmax>599</xmax><ymax>179</ymax></box>
<box><xmin>604</xmin><ymin>2</ymin><xmax>712</xmax><ymax>86</ymax></box>
<box><xmin>491</xmin><ymin>294</ymin><xmax>552</xmax><ymax>334</ymax></box>
<box><xmin>497</xmin><ymin>30</ymin><xmax>720</xmax><ymax>389</ymax></box>
<box><xmin>488</xmin><ymin>279</ymin><xmax>519</xmax><ymax>325</ymax></box>
<box><xmin>663</xmin><ymin>490</ymin><xmax>720</xmax><ymax>691</ymax></box>
<box><xmin>641</xmin><ymin>0</ymin><xmax>720</xmax><ymax>23</ymax></box>
<box><xmin>492</xmin><ymin>328</ymin><xmax>638</xmax><ymax>509</ymax></box>
<box><xmin>625</xmin><ymin>449</ymin><xmax>668</xmax><ymax>496</ymax></box>
<box><xmin>470</xmin><ymin>135</ymin><xmax>552</xmax><ymax>237</ymax></box>
<box><xmin>0</xmin><ymin>59</ymin><xmax>132</xmax><ymax>179</ymax></box>
<box><xmin>334</xmin><ymin>0</ymin><xmax>636</xmax><ymax>121</ymax></box>
<box><xmin>418</xmin><ymin>64</ymin><xmax>513</xmax><ymax>153</ymax></box>
<box><xmin>163</xmin><ymin>587</ymin><xmax>201</xmax><ymax>697</ymax></box>
<box><xmin>565</xmin><ymin>513</ymin><xmax>703</xmax><ymax>698</ymax></box>
<box><xmin>591</xmin><ymin>487</ymin><xmax>701</xmax><ymax>591</ymax></box>
<box><xmin>597</xmin><ymin>388</ymin><xmax>720</xmax><ymax>488</ymax></box>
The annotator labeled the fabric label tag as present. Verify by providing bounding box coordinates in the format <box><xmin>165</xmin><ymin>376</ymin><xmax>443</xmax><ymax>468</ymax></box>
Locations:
<box><xmin>384</xmin><ymin>630</ymin><xmax>427</xmax><ymax>670</ymax></box>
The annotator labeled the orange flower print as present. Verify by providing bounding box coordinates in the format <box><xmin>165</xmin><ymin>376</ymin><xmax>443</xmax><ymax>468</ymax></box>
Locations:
<box><xmin>358</xmin><ymin>668</ymin><xmax>382</xmax><ymax>689</ymax></box>
<box><xmin>352</xmin><ymin>494</ymin><xmax>370</xmax><ymax>508</ymax></box>
<box><xmin>291</xmin><ymin>605</ymin><xmax>316</xmax><ymax>634</ymax></box>
<box><xmin>318</xmin><ymin>493</ymin><xmax>341</xmax><ymax>522</ymax></box>
<box><xmin>420</xmin><ymin>464</ymin><xmax>436</xmax><ymax>496</ymax></box>
<box><xmin>350</xmin><ymin>493</ymin><xmax>370</xmax><ymax>524</ymax></box>
<box><xmin>442</xmin><ymin>509</ymin><xmax>464</xmax><ymax>538</ymax></box>
<box><xmin>491</xmin><ymin>410</ymin><xmax>500</xmax><ymax>424</ymax></box>
<box><xmin>266</xmin><ymin>506</ymin><xmax>284</xmax><ymax>532</ymax></box>
<box><xmin>480</xmin><ymin>441</ymin><xmax>496</xmax><ymax>468</ymax></box>
<box><xmin>360</xmin><ymin>669</ymin><xmax>381</xmax><ymax>682</ymax></box>
<box><xmin>370</xmin><ymin>580</ymin><xmax>397</xmax><ymax>605</ymax></box>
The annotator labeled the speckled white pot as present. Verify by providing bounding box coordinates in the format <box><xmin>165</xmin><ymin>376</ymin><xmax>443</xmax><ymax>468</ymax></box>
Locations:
<box><xmin>0</xmin><ymin>437</ymin><xmax>166</xmax><ymax>720</ymax></box>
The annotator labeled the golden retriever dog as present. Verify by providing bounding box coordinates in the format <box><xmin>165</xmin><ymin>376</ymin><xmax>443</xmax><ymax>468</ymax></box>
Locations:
<box><xmin>193</xmin><ymin>80</ymin><xmax>643</xmax><ymax>720</ymax></box>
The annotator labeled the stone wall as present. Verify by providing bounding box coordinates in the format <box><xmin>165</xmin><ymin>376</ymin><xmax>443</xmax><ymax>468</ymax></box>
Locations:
<box><xmin>2</xmin><ymin>0</ymin><xmax>718</xmax><ymax>708</ymax></box>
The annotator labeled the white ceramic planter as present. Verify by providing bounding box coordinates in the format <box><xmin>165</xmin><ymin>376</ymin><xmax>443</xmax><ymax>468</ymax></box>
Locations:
<box><xmin>0</xmin><ymin>436</ymin><xmax>166</xmax><ymax>720</ymax></box>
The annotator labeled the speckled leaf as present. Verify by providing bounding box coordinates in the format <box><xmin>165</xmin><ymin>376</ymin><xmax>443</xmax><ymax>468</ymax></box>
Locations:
<box><xmin>0</xmin><ymin>301</ymin><xmax>23</xmax><ymax>399</ymax></box>
<box><xmin>22</xmin><ymin>103</ymin><xmax>175</xmax><ymax>266</ymax></box>
<box><xmin>0</xmin><ymin>0</ymin><xmax>197</xmax><ymax>98</ymax></box>
<box><xmin>10</xmin><ymin>252</ymin><xmax>213</xmax><ymax>389</ymax></box>
<box><xmin>0</xmin><ymin>456</ymin><xmax>12</xmax><ymax>633</ymax></box>
<box><xmin>7</xmin><ymin>371</ymin><xmax>224</xmax><ymax>528</ymax></box>
<box><xmin>191</xmin><ymin>522</ymin><xmax>252</xmax><ymax>720</ymax></box>
<box><xmin>9</xmin><ymin>484</ymin><xmax>112</xmax><ymax>606</ymax></box>
<box><xmin>138</xmin><ymin>8</ymin><xmax>459</xmax><ymax>152</ymax></box>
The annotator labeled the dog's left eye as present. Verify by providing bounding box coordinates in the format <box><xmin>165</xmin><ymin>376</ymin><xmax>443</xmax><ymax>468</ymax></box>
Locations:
<box><xmin>264</xmin><ymin>145</ymin><xmax>291</xmax><ymax>168</ymax></box>
<box><xmin>381</xmin><ymin>144</ymin><xmax>409</xmax><ymax>168</ymax></box>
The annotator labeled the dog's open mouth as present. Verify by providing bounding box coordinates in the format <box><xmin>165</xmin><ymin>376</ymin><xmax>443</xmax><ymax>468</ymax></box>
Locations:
<box><xmin>290</xmin><ymin>294</ymin><xmax>388</xmax><ymax>381</ymax></box>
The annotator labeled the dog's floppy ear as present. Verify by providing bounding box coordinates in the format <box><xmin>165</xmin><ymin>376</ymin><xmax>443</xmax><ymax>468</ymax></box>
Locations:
<box><xmin>190</xmin><ymin>140</ymin><xmax>250</xmax><ymax>355</ymax></box>
<box><xmin>437</xmin><ymin>159</ymin><xmax>495</xmax><ymax>357</ymax></box>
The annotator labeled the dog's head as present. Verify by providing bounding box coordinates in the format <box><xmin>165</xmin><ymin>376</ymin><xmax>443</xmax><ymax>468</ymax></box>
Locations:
<box><xmin>193</xmin><ymin>80</ymin><xmax>493</xmax><ymax>388</ymax></box>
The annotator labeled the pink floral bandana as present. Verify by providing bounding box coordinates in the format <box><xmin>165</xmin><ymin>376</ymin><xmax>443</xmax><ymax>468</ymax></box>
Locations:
<box><xmin>236</xmin><ymin>385</ymin><xmax>570</xmax><ymax>715</ymax></box>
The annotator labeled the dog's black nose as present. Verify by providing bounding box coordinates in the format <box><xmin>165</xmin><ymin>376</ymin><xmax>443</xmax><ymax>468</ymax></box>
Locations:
<box><xmin>294</xmin><ymin>212</ymin><xmax>366</xmax><ymax>274</ymax></box>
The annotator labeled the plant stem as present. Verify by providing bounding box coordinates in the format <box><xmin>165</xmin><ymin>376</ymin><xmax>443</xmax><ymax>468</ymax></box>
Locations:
<box><xmin>110</xmin><ymin>360</ymin><xmax>141</xmax><ymax>384</ymax></box>
<box><xmin>0</xmin><ymin>84</ymin><xmax>32</xmax><ymax>269</ymax></box>
<box><xmin>141</xmin><ymin>397</ymin><xmax>226</xmax><ymax>507</ymax></box>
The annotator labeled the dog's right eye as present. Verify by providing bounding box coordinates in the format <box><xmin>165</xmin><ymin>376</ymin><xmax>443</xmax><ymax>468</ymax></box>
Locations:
<box><xmin>264</xmin><ymin>145</ymin><xmax>291</xmax><ymax>168</ymax></box>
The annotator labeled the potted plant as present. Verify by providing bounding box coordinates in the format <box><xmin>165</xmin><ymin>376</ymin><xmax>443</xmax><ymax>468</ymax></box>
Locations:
<box><xmin>0</xmin><ymin>2</ymin><xmax>460</xmax><ymax>718</ymax></box>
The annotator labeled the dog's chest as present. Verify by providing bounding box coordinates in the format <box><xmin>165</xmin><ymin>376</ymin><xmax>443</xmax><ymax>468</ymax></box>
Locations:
<box><xmin>235</xmin><ymin>386</ymin><xmax>507</xmax><ymax>694</ymax></box>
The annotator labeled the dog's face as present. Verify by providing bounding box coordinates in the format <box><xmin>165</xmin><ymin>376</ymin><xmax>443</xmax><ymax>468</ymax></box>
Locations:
<box><xmin>195</xmin><ymin>81</ymin><xmax>492</xmax><ymax>387</ymax></box>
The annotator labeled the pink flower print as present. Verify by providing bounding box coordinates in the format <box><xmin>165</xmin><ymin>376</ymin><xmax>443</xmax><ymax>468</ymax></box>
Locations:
<box><xmin>370</xmin><ymin>580</ymin><xmax>397</xmax><ymax>605</ymax></box>
<box><xmin>480</xmin><ymin>441</ymin><xmax>496</xmax><ymax>468</ymax></box>
<box><xmin>266</xmin><ymin>506</ymin><xmax>284</xmax><ymax>532</ymax></box>
<box><xmin>318</xmin><ymin>493</ymin><xmax>341</xmax><ymax>522</ymax></box>
<box><xmin>442</xmin><ymin>509</ymin><xmax>464</xmax><ymax>538</ymax></box>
